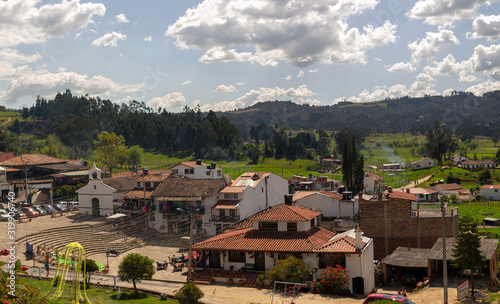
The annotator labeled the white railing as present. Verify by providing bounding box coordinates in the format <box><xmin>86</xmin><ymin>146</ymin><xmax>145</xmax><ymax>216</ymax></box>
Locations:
<box><xmin>410</xmin><ymin>202</ymin><xmax>458</xmax><ymax>218</ymax></box>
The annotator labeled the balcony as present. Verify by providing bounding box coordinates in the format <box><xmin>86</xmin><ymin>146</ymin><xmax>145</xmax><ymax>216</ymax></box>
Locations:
<box><xmin>210</xmin><ymin>215</ymin><xmax>240</xmax><ymax>222</ymax></box>
<box><xmin>410</xmin><ymin>202</ymin><xmax>458</xmax><ymax>218</ymax></box>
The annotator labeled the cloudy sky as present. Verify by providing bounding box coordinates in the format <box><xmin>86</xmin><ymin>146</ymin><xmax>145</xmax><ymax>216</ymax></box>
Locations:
<box><xmin>2</xmin><ymin>0</ymin><xmax>500</xmax><ymax>112</ymax></box>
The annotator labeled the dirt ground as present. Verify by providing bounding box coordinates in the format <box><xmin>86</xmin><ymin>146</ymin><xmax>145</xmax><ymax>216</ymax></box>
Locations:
<box><xmin>0</xmin><ymin>213</ymin><xmax>494</xmax><ymax>304</ymax></box>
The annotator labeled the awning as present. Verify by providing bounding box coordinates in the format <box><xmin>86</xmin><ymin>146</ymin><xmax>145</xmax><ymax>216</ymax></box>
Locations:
<box><xmin>156</xmin><ymin>196</ymin><xmax>201</xmax><ymax>202</ymax></box>
<box><xmin>212</xmin><ymin>200</ymin><xmax>240</xmax><ymax>209</ymax></box>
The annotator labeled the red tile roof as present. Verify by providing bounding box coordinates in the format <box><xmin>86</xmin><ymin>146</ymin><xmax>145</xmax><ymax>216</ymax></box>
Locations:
<box><xmin>482</xmin><ymin>184</ymin><xmax>500</xmax><ymax>189</ymax></box>
<box><xmin>317</xmin><ymin>235</ymin><xmax>363</xmax><ymax>253</ymax></box>
<box><xmin>123</xmin><ymin>190</ymin><xmax>153</xmax><ymax>199</ymax></box>
<box><xmin>173</xmin><ymin>161</ymin><xmax>207</xmax><ymax>168</ymax></box>
<box><xmin>388</xmin><ymin>191</ymin><xmax>416</xmax><ymax>201</ymax></box>
<box><xmin>0</xmin><ymin>152</ymin><xmax>15</xmax><ymax>163</ymax></box>
<box><xmin>134</xmin><ymin>174</ymin><xmax>171</xmax><ymax>183</ymax></box>
<box><xmin>434</xmin><ymin>183</ymin><xmax>464</xmax><ymax>191</ymax></box>
<box><xmin>252</xmin><ymin>205</ymin><xmax>322</xmax><ymax>222</ymax></box>
<box><xmin>212</xmin><ymin>200</ymin><xmax>240</xmax><ymax>209</ymax></box>
<box><xmin>152</xmin><ymin>178</ymin><xmax>227</xmax><ymax>198</ymax></box>
<box><xmin>0</xmin><ymin>154</ymin><xmax>67</xmax><ymax>166</ymax></box>
<box><xmin>102</xmin><ymin>175</ymin><xmax>138</xmax><ymax>192</ymax></box>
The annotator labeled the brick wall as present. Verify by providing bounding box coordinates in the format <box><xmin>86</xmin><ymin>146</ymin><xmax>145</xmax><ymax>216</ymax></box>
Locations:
<box><xmin>359</xmin><ymin>198</ymin><xmax>458</xmax><ymax>260</ymax></box>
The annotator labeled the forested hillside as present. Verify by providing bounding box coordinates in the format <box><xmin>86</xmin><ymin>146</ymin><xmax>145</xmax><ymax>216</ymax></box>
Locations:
<box><xmin>220</xmin><ymin>91</ymin><xmax>500</xmax><ymax>136</ymax></box>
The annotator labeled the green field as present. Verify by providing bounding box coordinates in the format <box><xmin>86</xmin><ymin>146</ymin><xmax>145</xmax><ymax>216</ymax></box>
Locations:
<box><xmin>18</xmin><ymin>277</ymin><xmax>177</xmax><ymax>303</ymax></box>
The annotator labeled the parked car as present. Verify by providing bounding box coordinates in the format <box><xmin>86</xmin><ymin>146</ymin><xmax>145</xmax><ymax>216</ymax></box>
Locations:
<box><xmin>13</xmin><ymin>209</ymin><xmax>27</xmax><ymax>220</ymax></box>
<box><xmin>52</xmin><ymin>203</ymin><xmax>67</xmax><ymax>212</ymax></box>
<box><xmin>42</xmin><ymin>204</ymin><xmax>56</xmax><ymax>214</ymax></box>
<box><xmin>21</xmin><ymin>206</ymin><xmax>39</xmax><ymax>218</ymax></box>
<box><xmin>363</xmin><ymin>293</ymin><xmax>415</xmax><ymax>304</ymax></box>
<box><xmin>0</xmin><ymin>209</ymin><xmax>10</xmax><ymax>221</ymax></box>
<box><xmin>401</xmin><ymin>274</ymin><xmax>417</xmax><ymax>286</ymax></box>
<box><xmin>68</xmin><ymin>201</ymin><xmax>79</xmax><ymax>210</ymax></box>
<box><xmin>59</xmin><ymin>201</ymin><xmax>68</xmax><ymax>208</ymax></box>
<box><xmin>32</xmin><ymin>205</ymin><xmax>46</xmax><ymax>216</ymax></box>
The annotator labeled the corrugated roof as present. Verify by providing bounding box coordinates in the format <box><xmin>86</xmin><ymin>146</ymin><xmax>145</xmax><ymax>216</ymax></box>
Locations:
<box><xmin>428</xmin><ymin>237</ymin><xmax>499</xmax><ymax>260</ymax></box>
<box><xmin>152</xmin><ymin>178</ymin><xmax>226</xmax><ymax>198</ymax></box>
<box><xmin>252</xmin><ymin>204</ymin><xmax>322</xmax><ymax>222</ymax></box>
<box><xmin>382</xmin><ymin>247</ymin><xmax>432</xmax><ymax>268</ymax></box>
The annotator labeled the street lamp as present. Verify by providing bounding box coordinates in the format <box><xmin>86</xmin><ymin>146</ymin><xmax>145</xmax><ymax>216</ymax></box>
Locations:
<box><xmin>177</xmin><ymin>207</ymin><xmax>198</xmax><ymax>283</ymax></box>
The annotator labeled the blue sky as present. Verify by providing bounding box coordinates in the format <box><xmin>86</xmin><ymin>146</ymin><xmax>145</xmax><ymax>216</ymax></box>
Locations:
<box><xmin>2</xmin><ymin>0</ymin><xmax>500</xmax><ymax>112</ymax></box>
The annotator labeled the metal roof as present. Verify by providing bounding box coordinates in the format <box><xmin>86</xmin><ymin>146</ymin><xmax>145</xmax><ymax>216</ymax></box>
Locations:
<box><xmin>382</xmin><ymin>247</ymin><xmax>431</xmax><ymax>268</ymax></box>
<box><xmin>428</xmin><ymin>237</ymin><xmax>498</xmax><ymax>261</ymax></box>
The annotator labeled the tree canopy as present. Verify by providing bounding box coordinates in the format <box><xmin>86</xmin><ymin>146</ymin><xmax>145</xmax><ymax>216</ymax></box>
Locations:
<box><xmin>94</xmin><ymin>131</ymin><xmax>127</xmax><ymax>174</ymax></box>
<box><xmin>118</xmin><ymin>253</ymin><xmax>155</xmax><ymax>296</ymax></box>
<box><xmin>423</xmin><ymin>120</ymin><xmax>453</xmax><ymax>165</ymax></box>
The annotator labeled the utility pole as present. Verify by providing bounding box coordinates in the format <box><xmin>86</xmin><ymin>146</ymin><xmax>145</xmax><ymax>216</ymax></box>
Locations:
<box><xmin>178</xmin><ymin>208</ymin><xmax>198</xmax><ymax>283</ymax></box>
<box><xmin>442</xmin><ymin>200</ymin><xmax>448</xmax><ymax>304</ymax></box>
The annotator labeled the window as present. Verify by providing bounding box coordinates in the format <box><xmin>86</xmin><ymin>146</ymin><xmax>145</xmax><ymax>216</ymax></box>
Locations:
<box><xmin>172</xmin><ymin>169</ymin><xmax>178</xmax><ymax>174</ymax></box>
<box><xmin>259</xmin><ymin>222</ymin><xmax>278</xmax><ymax>231</ymax></box>
<box><xmin>136</xmin><ymin>182</ymin><xmax>141</xmax><ymax>187</ymax></box>
<box><xmin>149</xmin><ymin>182</ymin><xmax>154</xmax><ymax>188</ymax></box>
<box><xmin>224</xmin><ymin>193</ymin><xmax>238</xmax><ymax>199</ymax></box>
<box><xmin>287</xmin><ymin>222</ymin><xmax>297</xmax><ymax>231</ymax></box>
<box><xmin>218</xmin><ymin>171</ymin><xmax>222</xmax><ymax>176</ymax></box>
<box><xmin>219</xmin><ymin>209</ymin><xmax>225</xmax><ymax>217</ymax></box>
<box><xmin>229</xmin><ymin>209</ymin><xmax>236</xmax><ymax>218</ymax></box>
<box><xmin>228</xmin><ymin>251</ymin><xmax>245</xmax><ymax>263</ymax></box>
<box><xmin>184</xmin><ymin>168</ymin><xmax>194</xmax><ymax>174</ymax></box>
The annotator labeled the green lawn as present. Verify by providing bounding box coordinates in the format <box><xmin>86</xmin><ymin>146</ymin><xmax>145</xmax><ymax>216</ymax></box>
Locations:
<box><xmin>19</xmin><ymin>277</ymin><xmax>178</xmax><ymax>304</ymax></box>
<box><xmin>449</xmin><ymin>200</ymin><xmax>500</xmax><ymax>237</ymax></box>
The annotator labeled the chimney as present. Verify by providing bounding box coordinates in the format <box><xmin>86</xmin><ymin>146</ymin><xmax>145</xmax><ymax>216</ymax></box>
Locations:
<box><xmin>211</xmin><ymin>162</ymin><xmax>216</xmax><ymax>169</ymax></box>
<box><xmin>284</xmin><ymin>194</ymin><xmax>293</xmax><ymax>205</ymax></box>
<box><xmin>378</xmin><ymin>192</ymin><xmax>382</xmax><ymax>201</ymax></box>
<box><xmin>406</xmin><ymin>188</ymin><xmax>410</xmax><ymax>193</ymax></box>
<box><xmin>143</xmin><ymin>167</ymin><xmax>149</xmax><ymax>176</ymax></box>
<box><xmin>196</xmin><ymin>159</ymin><xmax>202</xmax><ymax>165</ymax></box>
<box><xmin>355</xmin><ymin>229</ymin><xmax>362</xmax><ymax>251</ymax></box>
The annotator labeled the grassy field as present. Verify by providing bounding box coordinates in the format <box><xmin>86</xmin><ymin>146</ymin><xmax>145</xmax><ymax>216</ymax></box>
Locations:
<box><xmin>19</xmin><ymin>277</ymin><xmax>177</xmax><ymax>303</ymax></box>
<box><xmin>449</xmin><ymin>200</ymin><xmax>500</xmax><ymax>236</ymax></box>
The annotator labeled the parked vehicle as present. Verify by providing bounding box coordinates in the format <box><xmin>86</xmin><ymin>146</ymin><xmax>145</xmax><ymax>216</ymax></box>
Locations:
<box><xmin>32</xmin><ymin>205</ymin><xmax>46</xmax><ymax>216</ymax></box>
<box><xmin>21</xmin><ymin>206</ymin><xmax>39</xmax><ymax>218</ymax></box>
<box><xmin>59</xmin><ymin>201</ymin><xmax>68</xmax><ymax>208</ymax></box>
<box><xmin>13</xmin><ymin>209</ymin><xmax>27</xmax><ymax>220</ymax></box>
<box><xmin>52</xmin><ymin>204</ymin><xmax>67</xmax><ymax>212</ymax></box>
<box><xmin>68</xmin><ymin>201</ymin><xmax>79</xmax><ymax>210</ymax></box>
<box><xmin>0</xmin><ymin>209</ymin><xmax>10</xmax><ymax>221</ymax></box>
<box><xmin>363</xmin><ymin>293</ymin><xmax>414</xmax><ymax>304</ymax></box>
<box><xmin>42</xmin><ymin>204</ymin><xmax>56</xmax><ymax>214</ymax></box>
<box><xmin>401</xmin><ymin>274</ymin><xmax>417</xmax><ymax>286</ymax></box>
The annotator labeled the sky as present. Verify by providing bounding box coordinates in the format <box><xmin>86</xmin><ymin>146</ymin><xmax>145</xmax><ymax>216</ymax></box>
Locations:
<box><xmin>2</xmin><ymin>0</ymin><xmax>500</xmax><ymax>112</ymax></box>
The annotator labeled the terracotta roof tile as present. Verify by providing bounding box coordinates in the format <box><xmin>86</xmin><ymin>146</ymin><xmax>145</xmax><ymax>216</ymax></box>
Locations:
<box><xmin>152</xmin><ymin>178</ymin><xmax>226</xmax><ymax>198</ymax></box>
<box><xmin>0</xmin><ymin>154</ymin><xmax>67</xmax><ymax>166</ymax></box>
<box><xmin>123</xmin><ymin>190</ymin><xmax>153</xmax><ymax>199</ymax></box>
<box><xmin>252</xmin><ymin>205</ymin><xmax>322</xmax><ymax>222</ymax></box>
<box><xmin>434</xmin><ymin>183</ymin><xmax>464</xmax><ymax>191</ymax></box>
<box><xmin>388</xmin><ymin>191</ymin><xmax>416</xmax><ymax>201</ymax></box>
<box><xmin>134</xmin><ymin>174</ymin><xmax>171</xmax><ymax>183</ymax></box>
<box><xmin>318</xmin><ymin>190</ymin><xmax>343</xmax><ymax>200</ymax></box>
<box><xmin>102</xmin><ymin>175</ymin><xmax>138</xmax><ymax>192</ymax></box>
<box><xmin>482</xmin><ymin>184</ymin><xmax>500</xmax><ymax>189</ymax></box>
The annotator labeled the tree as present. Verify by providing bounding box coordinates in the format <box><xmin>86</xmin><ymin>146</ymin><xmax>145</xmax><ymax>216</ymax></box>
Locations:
<box><xmin>478</xmin><ymin>168</ymin><xmax>491</xmax><ymax>185</ymax></box>
<box><xmin>496</xmin><ymin>148</ymin><xmax>500</xmax><ymax>162</ymax></box>
<box><xmin>94</xmin><ymin>131</ymin><xmax>127</xmax><ymax>174</ymax></box>
<box><xmin>118</xmin><ymin>253</ymin><xmax>155</xmax><ymax>296</ymax></box>
<box><xmin>81</xmin><ymin>259</ymin><xmax>99</xmax><ymax>286</ymax></box>
<box><xmin>334</xmin><ymin>127</ymin><xmax>365</xmax><ymax>154</ymax></box>
<box><xmin>12</xmin><ymin>119</ymin><xmax>21</xmax><ymax>135</ymax></box>
<box><xmin>342</xmin><ymin>137</ymin><xmax>365</xmax><ymax>194</ymax></box>
<box><xmin>423</xmin><ymin>120</ymin><xmax>452</xmax><ymax>165</ymax></box>
<box><xmin>452</xmin><ymin>215</ymin><xmax>485</xmax><ymax>297</ymax></box>
<box><xmin>127</xmin><ymin>145</ymin><xmax>143</xmax><ymax>170</ymax></box>
<box><xmin>265</xmin><ymin>255</ymin><xmax>310</xmax><ymax>283</ymax></box>
<box><xmin>492</xmin><ymin>132</ymin><xmax>500</xmax><ymax>147</ymax></box>
<box><xmin>174</xmin><ymin>282</ymin><xmax>204</xmax><ymax>304</ymax></box>
<box><xmin>40</xmin><ymin>134</ymin><xmax>68</xmax><ymax>159</ymax></box>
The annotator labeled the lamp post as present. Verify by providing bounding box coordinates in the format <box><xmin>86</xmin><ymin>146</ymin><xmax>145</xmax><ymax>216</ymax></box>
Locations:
<box><xmin>177</xmin><ymin>207</ymin><xmax>198</xmax><ymax>283</ymax></box>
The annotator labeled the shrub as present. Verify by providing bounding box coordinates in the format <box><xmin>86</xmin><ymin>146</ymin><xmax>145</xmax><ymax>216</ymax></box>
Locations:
<box><xmin>175</xmin><ymin>282</ymin><xmax>204</xmax><ymax>304</ymax></box>
<box><xmin>265</xmin><ymin>255</ymin><xmax>310</xmax><ymax>283</ymax></box>
<box><xmin>311</xmin><ymin>266</ymin><xmax>349</xmax><ymax>294</ymax></box>
<box><xmin>16</xmin><ymin>278</ymin><xmax>55</xmax><ymax>304</ymax></box>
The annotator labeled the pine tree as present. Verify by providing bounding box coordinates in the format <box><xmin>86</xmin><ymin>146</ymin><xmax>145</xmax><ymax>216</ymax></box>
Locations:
<box><xmin>452</xmin><ymin>215</ymin><xmax>484</xmax><ymax>297</ymax></box>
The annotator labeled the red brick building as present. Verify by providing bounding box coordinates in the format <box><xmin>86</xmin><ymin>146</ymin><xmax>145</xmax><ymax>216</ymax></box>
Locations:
<box><xmin>358</xmin><ymin>193</ymin><xmax>458</xmax><ymax>259</ymax></box>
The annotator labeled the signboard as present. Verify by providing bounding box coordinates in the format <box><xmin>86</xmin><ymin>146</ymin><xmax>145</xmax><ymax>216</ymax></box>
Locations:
<box><xmin>457</xmin><ymin>278</ymin><xmax>470</xmax><ymax>301</ymax></box>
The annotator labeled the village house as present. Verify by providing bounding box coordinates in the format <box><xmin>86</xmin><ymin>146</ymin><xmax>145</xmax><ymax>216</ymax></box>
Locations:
<box><xmin>410</xmin><ymin>157</ymin><xmax>435</xmax><ymax>170</ymax></box>
<box><xmin>460</xmin><ymin>159</ymin><xmax>496</xmax><ymax>170</ymax></box>
<box><xmin>364</xmin><ymin>172</ymin><xmax>383</xmax><ymax>192</ymax></box>
<box><xmin>481</xmin><ymin>185</ymin><xmax>500</xmax><ymax>201</ymax></box>
<box><xmin>359</xmin><ymin>192</ymin><xmax>458</xmax><ymax>259</ymax></box>
<box><xmin>77</xmin><ymin>164</ymin><xmax>137</xmax><ymax>216</ymax></box>
<box><xmin>402</xmin><ymin>187</ymin><xmax>439</xmax><ymax>202</ymax></box>
<box><xmin>192</xmin><ymin>204</ymin><xmax>375</xmax><ymax>295</ymax></box>
<box><xmin>433</xmin><ymin>183</ymin><xmax>470</xmax><ymax>196</ymax></box>
<box><xmin>151</xmin><ymin>178</ymin><xmax>227</xmax><ymax>236</ymax></box>
<box><xmin>292</xmin><ymin>190</ymin><xmax>358</xmax><ymax>220</ymax></box>
<box><xmin>288</xmin><ymin>174</ymin><xmax>338</xmax><ymax>192</ymax></box>
<box><xmin>210</xmin><ymin>172</ymin><xmax>288</xmax><ymax>235</ymax></box>
<box><xmin>453</xmin><ymin>154</ymin><xmax>468</xmax><ymax>166</ymax></box>
<box><xmin>171</xmin><ymin>160</ymin><xmax>223</xmax><ymax>179</ymax></box>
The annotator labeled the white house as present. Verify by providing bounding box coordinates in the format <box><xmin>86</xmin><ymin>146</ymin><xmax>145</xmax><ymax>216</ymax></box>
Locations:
<box><xmin>210</xmin><ymin>172</ymin><xmax>289</xmax><ymax>235</ymax></box>
<box><xmin>171</xmin><ymin>160</ymin><xmax>223</xmax><ymax>179</ymax></box>
<box><xmin>406</xmin><ymin>187</ymin><xmax>439</xmax><ymax>202</ymax></box>
<box><xmin>453</xmin><ymin>154</ymin><xmax>468</xmax><ymax>166</ymax></box>
<box><xmin>481</xmin><ymin>185</ymin><xmax>500</xmax><ymax>201</ymax></box>
<box><xmin>410</xmin><ymin>157</ymin><xmax>435</xmax><ymax>170</ymax></box>
<box><xmin>76</xmin><ymin>164</ymin><xmax>137</xmax><ymax>216</ymax></box>
<box><xmin>461</xmin><ymin>159</ymin><xmax>496</xmax><ymax>170</ymax></box>
<box><xmin>364</xmin><ymin>172</ymin><xmax>383</xmax><ymax>192</ymax></box>
<box><xmin>292</xmin><ymin>190</ymin><xmax>358</xmax><ymax>219</ymax></box>
<box><xmin>193</xmin><ymin>204</ymin><xmax>375</xmax><ymax>295</ymax></box>
<box><xmin>433</xmin><ymin>183</ymin><xmax>470</xmax><ymax>196</ymax></box>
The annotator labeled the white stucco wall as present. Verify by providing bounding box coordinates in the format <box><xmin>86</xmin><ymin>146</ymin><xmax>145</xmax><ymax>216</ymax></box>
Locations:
<box><xmin>77</xmin><ymin>179</ymin><xmax>115</xmax><ymax>216</ymax></box>
<box><xmin>482</xmin><ymin>188</ymin><xmax>500</xmax><ymax>200</ymax></box>
<box><xmin>295</xmin><ymin>193</ymin><xmax>358</xmax><ymax>218</ymax></box>
<box><xmin>345</xmin><ymin>239</ymin><xmax>375</xmax><ymax>295</ymax></box>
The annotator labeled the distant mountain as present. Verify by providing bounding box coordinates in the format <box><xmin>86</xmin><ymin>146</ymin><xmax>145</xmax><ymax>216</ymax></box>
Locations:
<box><xmin>219</xmin><ymin>91</ymin><xmax>500</xmax><ymax>135</ymax></box>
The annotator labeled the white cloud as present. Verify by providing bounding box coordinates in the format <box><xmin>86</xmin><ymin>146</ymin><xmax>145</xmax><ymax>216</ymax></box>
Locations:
<box><xmin>408</xmin><ymin>0</ymin><xmax>494</xmax><ymax>27</ymax></box>
<box><xmin>166</xmin><ymin>0</ymin><xmax>396</xmax><ymax>67</ymax></box>
<box><xmin>115</xmin><ymin>13</ymin><xmax>129</xmax><ymax>24</ymax></box>
<box><xmin>466</xmin><ymin>79</ymin><xmax>500</xmax><ymax>95</ymax></box>
<box><xmin>423</xmin><ymin>54</ymin><xmax>462</xmax><ymax>76</ymax></box>
<box><xmin>236</xmin><ymin>82</ymin><xmax>245</xmax><ymax>86</ymax></box>
<box><xmin>388</xmin><ymin>62</ymin><xmax>416</xmax><ymax>73</ymax></box>
<box><xmin>0</xmin><ymin>0</ymin><xmax>105</xmax><ymax>48</ymax></box>
<box><xmin>303</xmin><ymin>99</ymin><xmax>321</xmax><ymax>106</ymax></box>
<box><xmin>469</xmin><ymin>44</ymin><xmax>500</xmax><ymax>80</ymax></box>
<box><xmin>215</xmin><ymin>84</ymin><xmax>237</xmax><ymax>92</ymax></box>
<box><xmin>147</xmin><ymin>92</ymin><xmax>186</xmax><ymax>110</ymax></box>
<box><xmin>181</xmin><ymin>80</ymin><xmax>192</xmax><ymax>85</ymax></box>
<box><xmin>470</xmin><ymin>15</ymin><xmax>500</xmax><ymax>41</ymax></box>
<box><xmin>408</xmin><ymin>30</ymin><xmax>460</xmax><ymax>64</ymax></box>
<box><xmin>308</xmin><ymin>69</ymin><xmax>319</xmax><ymax>73</ymax></box>
<box><xmin>283</xmin><ymin>75</ymin><xmax>292</xmax><ymax>81</ymax></box>
<box><xmin>297</xmin><ymin>71</ymin><xmax>304</xmax><ymax>78</ymax></box>
<box><xmin>92</xmin><ymin>32</ymin><xmax>127</xmax><ymax>47</ymax></box>
<box><xmin>144</xmin><ymin>36</ymin><xmax>153</xmax><ymax>42</ymax></box>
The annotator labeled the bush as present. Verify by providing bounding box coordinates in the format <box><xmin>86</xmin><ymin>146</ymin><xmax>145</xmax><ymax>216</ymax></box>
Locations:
<box><xmin>311</xmin><ymin>266</ymin><xmax>349</xmax><ymax>294</ymax></box>
<box><xmin>175</xmin><ymin>282</ymin><xmax>204</xmax><ymax>304</ymax></box>
<box><xmin>265</xmin><ymin>255</ymin><xmax>310</xmax><ymax>283</ymax></box>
